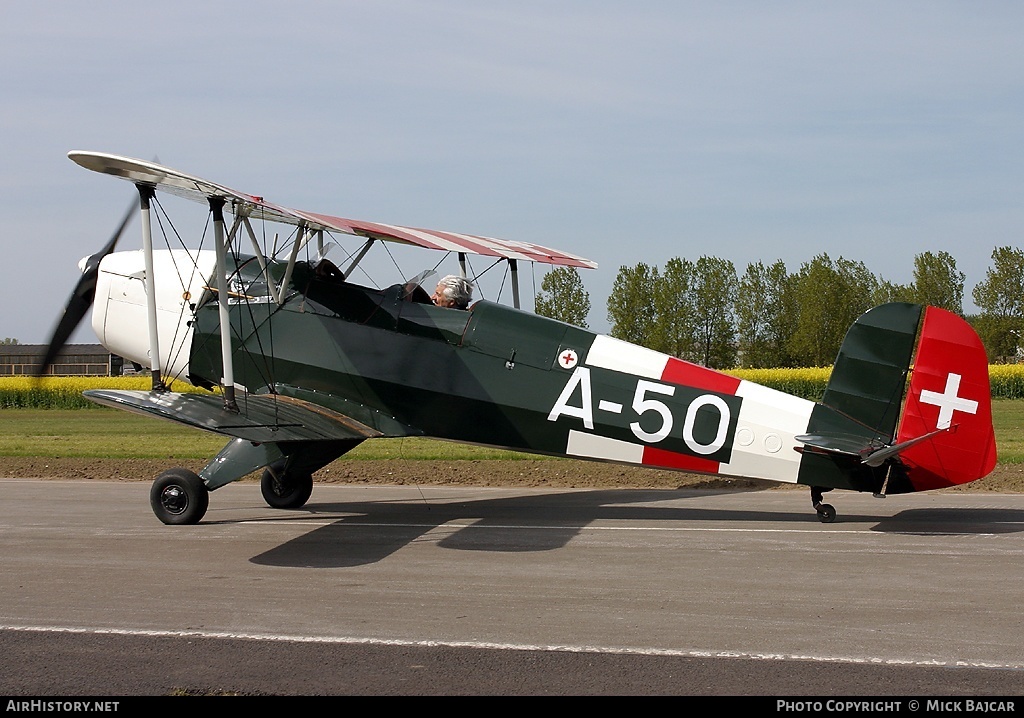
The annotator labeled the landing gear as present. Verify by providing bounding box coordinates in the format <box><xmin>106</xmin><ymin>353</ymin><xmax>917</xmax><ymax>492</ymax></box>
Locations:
<box><xmin>260</xmin><ymin>461</ymin><xmax>314</xmax><ymax>509</ymax></box>
<box><xmin>815</xmin><ymin>502</ymin><xmax>837</xmax><ymax>523</ymax></box>
<box><xmin>150</xmin><ymin>468</ymin><xmax>209</xmax><ymax>525</ymax></box>
<box><xmin>811</xmin><ymin>486</ymin><xmax>836</xmax><ymax>523</ymax></box>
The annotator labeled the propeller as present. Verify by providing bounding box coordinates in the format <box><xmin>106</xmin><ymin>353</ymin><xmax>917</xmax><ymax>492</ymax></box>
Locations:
<box><xmin>34</xmin><ymin>198</ymin><xmax>137</xmax><ymax>378</ymax></box>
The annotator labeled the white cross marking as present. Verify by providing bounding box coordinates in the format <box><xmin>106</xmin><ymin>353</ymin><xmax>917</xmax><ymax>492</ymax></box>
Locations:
<box><xmin>919</xmin><ymin>373</ymin><xmax>978</xmax><ymax>429</ymax></box>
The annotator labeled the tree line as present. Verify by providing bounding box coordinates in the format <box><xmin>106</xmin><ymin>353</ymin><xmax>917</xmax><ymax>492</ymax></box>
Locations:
<box><xmin>533</xmin><ymin>246</ymin><xmax>1024</xmax><ymax>368</ymax></box>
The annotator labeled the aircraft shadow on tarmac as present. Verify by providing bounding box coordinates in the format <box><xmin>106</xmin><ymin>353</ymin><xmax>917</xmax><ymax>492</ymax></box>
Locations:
<box><xmin>238</xmin><ymin>488</ymin><xmax>1024</xmax><ymax>568</ymax></box>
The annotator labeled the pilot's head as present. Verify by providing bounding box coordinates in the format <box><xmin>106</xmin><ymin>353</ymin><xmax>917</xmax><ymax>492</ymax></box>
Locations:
<box><xmin>432</xmin><ymin>275</ymin><xmax>474</xmax><ymax>309</ymax></box>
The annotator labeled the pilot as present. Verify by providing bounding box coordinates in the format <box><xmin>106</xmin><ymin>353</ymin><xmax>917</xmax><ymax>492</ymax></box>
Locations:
<box><xmin>431</xmin><ymin>275</ymin><xmax>474</xmax><ymax>309</ymax></box>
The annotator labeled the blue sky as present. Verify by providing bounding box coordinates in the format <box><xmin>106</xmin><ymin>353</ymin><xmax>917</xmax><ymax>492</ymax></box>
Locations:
<box><xmin>2</xmin><ymin>1</ymin><xmax>1021</xmax><ymax>343</ymax></box>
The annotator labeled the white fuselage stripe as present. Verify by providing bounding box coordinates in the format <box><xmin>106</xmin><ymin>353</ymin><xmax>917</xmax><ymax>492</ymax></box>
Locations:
<box><xmin>567</xmin><ymin>430</ymin><xmax>644</xmax><ymax>464</ymax></box>
<box><xmin>718</xmin><ymin>380</ymin><xmax>815</xmax><ymax>484</ymax></box>
<box><xmin>585</xmin><ymin>335</ymin><xmax>669</xmax><ymax>379</ymax></box>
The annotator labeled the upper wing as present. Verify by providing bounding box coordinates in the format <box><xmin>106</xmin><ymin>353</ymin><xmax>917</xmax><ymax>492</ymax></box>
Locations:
<box><xmin>68</xmin><ymin>151</ymin><xmax>597</xmax><ymax>270</ymax></box>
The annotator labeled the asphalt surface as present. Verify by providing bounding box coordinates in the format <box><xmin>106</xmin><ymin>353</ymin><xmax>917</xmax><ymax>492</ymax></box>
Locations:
<box><xmin>2</xmin><ymin>479</ymin><xmax>1024</xmax><ymax>698</ymax></box>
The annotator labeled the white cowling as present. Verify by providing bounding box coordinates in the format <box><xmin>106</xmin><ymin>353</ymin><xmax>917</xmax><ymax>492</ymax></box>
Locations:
<box><xmin>91</xmin><ymin>249</ymin><xmax>218</xmax><ymax>383</ymax></box>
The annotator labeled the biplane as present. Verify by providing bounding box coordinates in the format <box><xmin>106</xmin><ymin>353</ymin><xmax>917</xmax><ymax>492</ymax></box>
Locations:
<box><xmin>41</xmin><ymin>151</ymin><xmax>997</xmax><ymax>526</ymax></box>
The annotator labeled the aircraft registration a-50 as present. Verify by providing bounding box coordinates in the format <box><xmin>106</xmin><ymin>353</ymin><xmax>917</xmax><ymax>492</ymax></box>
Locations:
<box><xmin>42</xmin><ymin>151</ymin><xmax>996</xmax><ymax>526</ymax></box>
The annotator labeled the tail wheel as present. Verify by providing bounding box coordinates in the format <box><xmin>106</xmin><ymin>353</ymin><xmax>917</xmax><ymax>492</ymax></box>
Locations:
<box><xmin>811</xmin><ymin>486</ymin><xmax>837</xmax><ymax>524</ymax></box>
<box><xmin>261</xmin><ymin>463</ymin><xmax>314</xmax><ymax>509</ymax></box>
<box><xmin>151</xmin><ymin>468</ymin><xmax>209</xmax><ymax>525</ymax></box>
<box><xmin>815</xmin><ymin>503</ymin><xmax>837</xmax><ymax>523</ymax></box>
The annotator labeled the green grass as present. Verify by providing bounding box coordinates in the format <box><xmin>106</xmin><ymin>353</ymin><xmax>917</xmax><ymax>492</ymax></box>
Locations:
<box><xmin>992</xmin><ymin>398</ymin><xmax>1024</xmax><ymax>464</ymax></box>
<box><xmin>0</xmin><ymin>401</ymin><xmax>1020</xmax><ymax>463</ymax></box>
<box><xmin>0</xmin><ymin>409</ymin><xmax>540</xmax><ymax>461</ymax></box>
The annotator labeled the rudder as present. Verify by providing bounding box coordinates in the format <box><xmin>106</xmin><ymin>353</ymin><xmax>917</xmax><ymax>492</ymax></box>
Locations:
<box><xmin>896</xmin><ymin>306</ymin><xmax>996</xmax><ymax>490</ymax></box>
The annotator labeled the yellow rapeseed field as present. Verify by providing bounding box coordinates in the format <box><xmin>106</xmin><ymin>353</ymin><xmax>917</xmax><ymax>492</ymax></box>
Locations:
<box><xmin>0</xmin><ymin>376</ymin><xmax>210</xmax><ymax>409</ymax></box>
<box><xmin>726</xmin><ymin>367</ymin><xmax>832</xmax><ymax>399</ymax></box>
<box><xmin>987</xmin><ymin>364</ymin><xmax>1024</xmax><ymax>398</ymax></box>
<box><xmin>2</xmin><ymin>364</ymin><xmax>1023</xmax><ymax>408</ymax></box>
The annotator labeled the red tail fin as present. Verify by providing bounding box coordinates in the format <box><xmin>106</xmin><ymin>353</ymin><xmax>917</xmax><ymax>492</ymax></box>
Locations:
<box><xmin>896</xmin><ymin>306</ymin><xmax>997</xmax><ymax>490</ymax></box>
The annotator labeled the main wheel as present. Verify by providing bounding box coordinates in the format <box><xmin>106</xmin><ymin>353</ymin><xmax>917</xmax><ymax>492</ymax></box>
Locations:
<box><xmin>150</xmin><ymin>468</ymin><xmax>209</xmax><ymax>525</ymax></box>
<box><xmin>261</xmin><ymin>464</ymin><xmax>314</xmax><ymax>509</ymax></box>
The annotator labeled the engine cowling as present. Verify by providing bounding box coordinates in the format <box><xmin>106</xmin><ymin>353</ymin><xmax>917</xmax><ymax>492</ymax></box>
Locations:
<box><xmin>92</xmin><ymin>249</ymin><xmax>217</xmax><ymax>382</ymax></box>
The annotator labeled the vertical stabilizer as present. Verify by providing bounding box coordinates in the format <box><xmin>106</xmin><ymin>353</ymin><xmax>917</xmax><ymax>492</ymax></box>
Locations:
<box><xmin>796</xmin><ymin>303</ymin><xmax>996</xmax><ymax>495</ymax></box>
<box><xmin>818</xmin><ymin>302</ymin><xmax>923</xmax><ymax>440</ymax></box>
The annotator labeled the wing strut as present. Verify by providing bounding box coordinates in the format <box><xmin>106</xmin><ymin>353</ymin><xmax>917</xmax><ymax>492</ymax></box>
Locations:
<box><xmin>510</xmin><ymin>258</ymin><xmax>521</xmax><ymax>309</ymax></box>
<box><xmin>137</xmin><ymin>184</ymin><xmax>166</xmax><ymax>392</ymax></box>
<box><xmin>457</xmin><ymin>251</ymin><xmax>521</xmax><ymax>309</ymax></box>
<box><xmin>344</xmin><ymin>239</ymin><xmax>375</xmax><ymax>278</ymax></box>
<box><xmin>235</xmin><ymin>214</ymin><xmax>285</xmax><ymax>303</ymax></box>
<box><xmin>208</xmin><ymin>197</ymin><xmax>239</xmax><ymax>412</ymax></box>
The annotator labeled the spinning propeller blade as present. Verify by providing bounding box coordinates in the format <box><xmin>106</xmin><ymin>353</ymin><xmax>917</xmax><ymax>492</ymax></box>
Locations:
<box><xmin>35</xmin><ymin>199</ymin><xmax>136</xmax><ymax>377</ymax></box>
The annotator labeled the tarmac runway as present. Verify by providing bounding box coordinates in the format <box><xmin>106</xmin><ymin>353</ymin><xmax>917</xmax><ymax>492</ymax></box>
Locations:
<box><xmin>2</xmin><ymin>478</ymin><xmax>1023</xmax><ymax>697</ymax></box>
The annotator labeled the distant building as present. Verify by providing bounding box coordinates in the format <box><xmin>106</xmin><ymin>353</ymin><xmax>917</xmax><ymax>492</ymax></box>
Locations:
<box><xmin>0</xmin><ymin>344</ymin><xmax>126</xmax><ymax>377</ymax></box>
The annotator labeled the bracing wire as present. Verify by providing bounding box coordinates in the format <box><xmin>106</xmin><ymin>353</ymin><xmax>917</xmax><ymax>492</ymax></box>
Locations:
<box><xmin>497</xmin><ymin>263</ymin><xmax>508</xmax><ymax>303</ymax></box>
<box><xmin>149</xmin><ymin>196</ymin><xmax>212</xmax><ymax>389</ymax></box>
<box><xmin>381</xmin><ymin>241</ymin><xmax>407</xmax><ymax>282</ymax></box>
<box><xmin>224</xmin><ymin>203</ymin><xmax>282</xmax><ymax>404</ymax></box>
<box><xmin>430</xmin><ymin>251</ymin><xmax>450</xmax><ymax>275</ymax></box>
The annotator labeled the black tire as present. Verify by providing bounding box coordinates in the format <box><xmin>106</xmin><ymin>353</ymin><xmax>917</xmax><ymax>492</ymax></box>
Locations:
<box><xmin>150</xmin><ymin>468</ymin><xmax>209</xmax><ymax>525</ymax></box>
<box><xmin>261</xmin><ymin>465</ymin><xmax>314</xmax><ymax>509</ymax></box>
<box><xmin>816</xmin><ymin>503</ymin><xmax>837</xmax><ymax>523</ymax></box>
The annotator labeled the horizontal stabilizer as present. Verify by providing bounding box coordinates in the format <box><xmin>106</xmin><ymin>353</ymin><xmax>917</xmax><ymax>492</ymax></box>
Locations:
<box><xmin>797</xmin><ymin>426</ymin><xmax>952</xmax><ymax>468</ymax></box>
<box><xmin>83</xmin><ymin>389</ymin><xmax>384</xmax><ymax>443</ymax></box>
<box><xmin>795</xmin><ymin>433</ymin><xmax>876</xmax><ymax>460</ymax></box>
<box><xmin>860</xmin><ymin>427</ymin><xmax>948</xmax><ymax>467</ymax></box>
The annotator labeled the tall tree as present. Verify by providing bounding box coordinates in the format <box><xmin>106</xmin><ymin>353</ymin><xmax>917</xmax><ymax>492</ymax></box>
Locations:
<box><xmin>972</xmin><ymin>246</ymin><xmax>1024</xmax><ymax>320</ymax></box>
<box><xmin>534</xmin><ymin>267</ymin><xmax>591</xmax><ymax>328</ymax></box>
<box><xmin>870</xmin><ymin>279</ymin><xmax>914</xmax><ymax>306</ymax></box>
<box><xmin>607</xmin><ymin>263</ymin><xmax>659</xmax><ymax>347</ymax></box>
<box><xmin>735</xmin><ymin>260</ymin><xmax>795</xmax><ymax>368</ymax></box>
<box><xmin>691</xmin><ymin>256</ymin><xmax>737</xmax><ymax>368</ymax></box>
<box><xmin>790</xmin><ymin>254</ymin><xmax>876</xmax><ymax>367</ymax></box>
<box><xmin>836</xmin><ymin>256</ymin><xmax>879</xmax><ymax>316</ymax></box>
<box><xmin>910</xmin><ymin>250</ymin><xmax>965</xmax><ymax>314</ymax></box>
<box><xmin>651</xmin><ymin>257</ymin><xmax>695</xmax><ymax>359</ymax></box>
<box><xmin>971</xmin><ymin>246</ymin><xmax>1024</xmax><ymax>360</ymax></box>
<box><xmin>968</xmin><ymin>313</ymin><xmax>1019</xmax><ymax>362</ymax></box>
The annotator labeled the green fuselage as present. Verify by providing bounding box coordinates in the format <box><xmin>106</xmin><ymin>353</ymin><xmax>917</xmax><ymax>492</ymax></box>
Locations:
<box><xmin>186</xmin><ymin>260</ymin><xmax>911</xmax><ymax>496</ymax></box>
